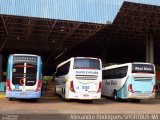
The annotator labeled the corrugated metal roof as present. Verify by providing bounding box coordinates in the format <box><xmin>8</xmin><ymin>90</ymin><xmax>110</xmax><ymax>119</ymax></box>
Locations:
<box><xmin>0</xmin><ymin>0</ymin><xmax>160</xmax><ymax>24</ymax></box>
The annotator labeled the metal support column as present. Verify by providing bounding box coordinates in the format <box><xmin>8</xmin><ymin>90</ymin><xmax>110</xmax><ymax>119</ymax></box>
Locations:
<box><xmin>102</xmin><ymin>44</ymin><xmax>106</xmax><ymax>65</ymax></box>
<box><xmin>146</xmin><ymin>33</ymin><xmax>154</xmax><ymax>63</ymax></box>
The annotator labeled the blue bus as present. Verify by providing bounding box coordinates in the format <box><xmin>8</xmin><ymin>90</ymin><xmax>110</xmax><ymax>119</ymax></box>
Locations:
<box><xmin>102</xmin><ymin>63</ymin><xmax>156</xmax><ymax>102</ymax></box>
<box><xmin>6</xmin><ymin>54</ymin><xmax>42</xmax><ymax>101</ymax></box>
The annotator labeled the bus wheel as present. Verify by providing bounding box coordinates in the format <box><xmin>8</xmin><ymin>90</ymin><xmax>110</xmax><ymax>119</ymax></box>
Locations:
<box><xmin>65</xmin><ymin>98</ymin><xmax>70</xmax><ymax>102</ymax></box>
<box><xmin>113</xmin><ymin>91</ymin><xmax>118</xmax><ymax>101</ymax></box>
<box><xmin>9</xmin><ymin>98</ymin><xmax>14</xmax><ymax>101</ymax></box>
<box><xmin>132</xmin><ymin>99</ymin><xmax>141</xmax><ymax>103</ymax></box>
<box><xmin>61</xmin><ymin>93</ymin><xmax>64</xmax><ymax>101</ymax></box>
<box><xmin>61</xmin><ymin>89</ymin><xmax>65</xmax><ymax>101</ymax></box>
<box><xmin>85</xmin><ymin>100</ymin><xmax>93</xmax><ymax>103</ymax></box>
<box><xmin>32</xmin><ymin>98</ymin><xmax>39</xmax><ymax>102</ymax></box>
<box><xmin>54</xmin><ymin>87</ymin><xmax>58</xmax><ymax>96</ymax></box>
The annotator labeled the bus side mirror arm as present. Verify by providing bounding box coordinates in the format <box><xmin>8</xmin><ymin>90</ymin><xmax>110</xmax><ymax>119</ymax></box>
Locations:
<box><xmin>53</xmin><ymin>72</ymin><xmax>56</xmax><ymax>81</ymax></box>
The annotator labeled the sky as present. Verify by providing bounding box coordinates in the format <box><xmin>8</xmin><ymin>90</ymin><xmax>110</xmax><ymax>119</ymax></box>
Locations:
<box><xmin>0</xmin><ymin>0</ymin><xmax>160</xmax><ymax>23</ymax></box>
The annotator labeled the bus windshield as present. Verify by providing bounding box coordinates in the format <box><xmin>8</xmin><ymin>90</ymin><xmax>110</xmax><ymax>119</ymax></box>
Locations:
<box><xmin>132</xmin><ymin>64</ymin><xmax>154</xmax><ymax>74</ymax></box>
<box><xmin>73</xmin><ymin>58</ymin><xmax>100</xmax><ymax>70</ymax></box>
<box><xmin>12</xmin><ymin>56</ymin><xmax>37</xmax><ymax>86</ymax></box>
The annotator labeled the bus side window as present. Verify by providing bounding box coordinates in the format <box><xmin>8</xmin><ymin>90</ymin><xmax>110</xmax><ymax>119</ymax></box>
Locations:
<box><xmin>116</xmin><ymin>68</ymin><xmax>120</xmax><ymax>79</ymax></box>
<box><xmin>56</xmin><ymin>61</ymin><xmax>70</xmax><ymax>77</ymax></box>
<box><xmin>121</xmin><ymin>66</ymin><xmax>128</xmax><ymax>78</ymax></box>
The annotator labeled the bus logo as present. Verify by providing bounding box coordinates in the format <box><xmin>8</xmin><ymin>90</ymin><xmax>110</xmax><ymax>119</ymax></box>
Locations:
<box><xmin>15</xmin><ymin>84</ymin><xmax>20</xmax><ymax>89</ymax></box>
<box><xmin>76</xmin><ymin>71</ymin><xmax>98</xmax><ymax>75</ymax></box>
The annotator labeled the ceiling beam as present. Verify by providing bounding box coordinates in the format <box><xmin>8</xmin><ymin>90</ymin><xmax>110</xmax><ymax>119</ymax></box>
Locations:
<box><xmin>0</xmin><ymin>15</ymin><xmax>9</xmax><ymax>52</ymax></box>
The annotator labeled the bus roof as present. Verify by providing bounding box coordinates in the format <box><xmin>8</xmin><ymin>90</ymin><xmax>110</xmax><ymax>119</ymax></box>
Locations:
<box><xmin>103</xmin><ymin>62</ymin><xmax>154</xmax><ymax>70</ymax></box>
<box><xmin>57</xmin><ymin>57</ymin><xmax>101</xmax><ymax>68</ymax></box>
<box><xmin>11</xmin><ymin>54</ymin><xmax>39</xmax><ymax>57</ymax></box>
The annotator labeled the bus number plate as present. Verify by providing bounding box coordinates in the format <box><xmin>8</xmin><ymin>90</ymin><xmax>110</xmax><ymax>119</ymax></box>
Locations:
<box><xmin>83</xmin><ymin>94</ymin><xmax>89</xmax><ymax>97</ymax></box>
<box><xmin>20</xmin><ymin>93</ymin><xmax>27</xmax><ymax>96</ymax></box>
<box><xmin>82</xmin><ymin>86</ymin><xmax>90</xmax><ymax>90</ymax></box>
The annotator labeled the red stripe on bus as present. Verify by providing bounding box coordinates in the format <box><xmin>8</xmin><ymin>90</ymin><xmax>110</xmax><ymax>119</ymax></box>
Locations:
<box><xmin>14</xmin><ymin>65</ymin><xmax>35</xmax><ymax>68</ymax></box>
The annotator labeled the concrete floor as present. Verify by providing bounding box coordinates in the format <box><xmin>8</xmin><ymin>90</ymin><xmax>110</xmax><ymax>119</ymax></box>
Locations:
<box><xmin>0</xmin><ymin>96</ymin><xmax>160</xmax><ymax>114</ymax></box>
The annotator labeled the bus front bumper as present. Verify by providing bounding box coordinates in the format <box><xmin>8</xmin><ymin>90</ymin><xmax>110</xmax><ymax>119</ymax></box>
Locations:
<box><xmin>6</xmin><ymin>90</ymin><xmax>41</xmax><ymax>99</ymax></box>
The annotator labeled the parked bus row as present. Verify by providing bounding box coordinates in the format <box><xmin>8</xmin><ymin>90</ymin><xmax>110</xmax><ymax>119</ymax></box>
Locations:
<box><xmin>5</xmin><ymin>54</ymin><xmax>156</xmax><ymax>103</ymax></box>
<box><xmin>54</xmin><ymin>57</ymin><xmax>156</xmax><ymax>102</ymax></box>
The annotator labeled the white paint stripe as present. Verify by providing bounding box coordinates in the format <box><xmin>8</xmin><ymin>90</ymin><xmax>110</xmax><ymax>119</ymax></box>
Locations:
<box><xmin>23</xmin><ymin>62</ymin><xmax>27</xmax><ymax>91</ymax></box>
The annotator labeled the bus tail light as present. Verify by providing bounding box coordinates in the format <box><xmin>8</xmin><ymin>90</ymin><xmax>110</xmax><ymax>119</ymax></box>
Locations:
<box><xmin>97</xmin><ymin>82</ymin><xmax>102</xmax><ymax>93</ymax></box>
<box><xmin>70</xmin><ymin>81</ymin><xmax>75</xmax><ymax>92</ymax></box>
<box><xmin>35</xmin><ymin>80</ymin><xmax>42</xmax><ymax>92</ymax></box>
<box><xmin>152</xmin><ymin>85</ymin><xmax>156</xmax><ymax>93</ymax></box>
<box><xmin>6</xmin><ymin>80</ymin><xmax>12</xmax><ymax>91</ymax></box>
<box><xmin>128</xmin><ymin>84</ymin><xmax>134</xmax><ymax>93</ymax></box>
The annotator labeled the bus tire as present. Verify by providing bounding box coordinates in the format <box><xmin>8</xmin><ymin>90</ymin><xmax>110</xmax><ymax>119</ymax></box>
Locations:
<box><xmin>62</xmin><ymin>89</ymin><xmax>70</xmax><ymax>102</ymax></box>
<box><xmin>132</xmin><ymin>99</ymin><xmax>141</xmax><ymax>103</ymax></box>
<box><xmin>32</xmin><ymin>98</ymin><xmax>39</xmax><ymax>102</ymax></box>
<box><xmin>113</xmin><ymin>91</ymin><xmax>118</xmax><ymax>101</ymax></box>
<box><xmin>61</xmin><ymin>89</ymin><xmax>65</xmax><ymax>101</ymax></box>
<box><xmin>9</xmin><ymin>98</ymin><xmax>14</xmax><ymax>101</ymax></box>
<box><xmin>54</xmin><ymin>87</ymin><xmax>58</xmax><ymax>96</ymax></box>
<box><xmin>64</xmin><ymin>98</ymin><xmax>70</xmax><ymax>102</ymax></box>
<box><xmin>85</xmin><ymin>100</ymin><xmax>93</xmax><ymax>103</ymax></box>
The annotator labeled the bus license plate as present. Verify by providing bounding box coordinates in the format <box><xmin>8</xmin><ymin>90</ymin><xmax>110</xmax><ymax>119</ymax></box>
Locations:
<box><xmin>83</xmin><ymin>94</ymin><xmax>89</xmax><ymax>97</ymax></box>
<box><xmin>20</xmin><ymin>93</ymin><xmax>27</xmax><ymax>96</ymax></box>
<box><xmin>137</xmin><ymin>94</ymin><xmax>148</xmax><ymax>97</ymax></box>
<box><xmin>82</xmin><ymin>86</ymin><xmax>90</xmax><ymax>90</ymax></box>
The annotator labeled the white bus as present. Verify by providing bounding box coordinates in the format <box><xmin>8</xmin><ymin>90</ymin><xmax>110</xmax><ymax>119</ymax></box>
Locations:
<box><xmin>102</xmin><ymin>62</ymin><xmax>156</xmax><ymax>102</ymax></box>
<box><xmin>54</xmin><ymin>57</ymin><xmax>102</xmax><ymax>102</ymax></box>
